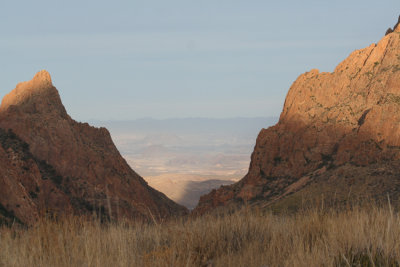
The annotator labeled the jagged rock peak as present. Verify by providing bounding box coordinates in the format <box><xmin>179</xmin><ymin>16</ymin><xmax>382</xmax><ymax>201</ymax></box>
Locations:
<box><xmin>385</xmin><ymin>15</ymin><xmax>400</xmax><ymax>35</ymax></box>
<box><xmin>395</xmin><ymin>16</ymin><xmax>400</xmax><ymax>31</ymax></box>
<box><xmin>32</xmin><ymin>70</ymin><xmax>52</xmax><ymax>86</ymax></box>
<box><xmin>0</xmin><ymin>70</ymin><xmax>66</xmax><ymax>116</ymax></box>
<box><xmin>14</xmin><ymin>69</ymin><xmax>54</xmax><ymax>92</ymax></box>
<box><xmin>0</xmin><ymin>70</ymin><xmax>188</xmax><ymax>223</ymax></box>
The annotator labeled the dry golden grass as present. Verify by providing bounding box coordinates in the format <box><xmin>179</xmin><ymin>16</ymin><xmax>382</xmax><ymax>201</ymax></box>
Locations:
<box><xmin>1</xmin><ymin>203</ymin><xmax>400</xmax><ymax>267</ymax></box>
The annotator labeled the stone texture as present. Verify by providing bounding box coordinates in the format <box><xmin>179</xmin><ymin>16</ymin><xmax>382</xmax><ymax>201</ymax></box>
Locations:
<box><xmin>194</xmin><ymin>25</ymin><xmax>400</xmax><ymax>214</ymax></box>
<box><xmin>0</xmin><ymin>128</ymin><xmax>72</xmax><ymax>225</ymax></box>
<box><xmin>0</xmin><ymin>71</ymin><xmax>188</xmax><ymax>224</ymax></box>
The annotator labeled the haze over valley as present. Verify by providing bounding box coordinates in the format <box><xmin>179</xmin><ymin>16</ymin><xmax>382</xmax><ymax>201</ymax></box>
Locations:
<box><xmin>93</xmin><ymin>117</ymin><xmax>277</xmax><ymax>209</ymax></box>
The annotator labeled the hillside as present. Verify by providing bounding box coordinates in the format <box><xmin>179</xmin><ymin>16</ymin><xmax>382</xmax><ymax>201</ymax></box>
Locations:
<box><xmin>194</xmin><ymin>19</ymin><xmax>400</xmax><ymax>214</ymax></box>
<box><xmin>0</xmin><ymin>71</ymin><xmax>187</xmax><ymax>224</ymax></box>
<box><xmin>0</xmin><ymin>128</ymin><xmax>73</xmax><ymax>225</ymax></box>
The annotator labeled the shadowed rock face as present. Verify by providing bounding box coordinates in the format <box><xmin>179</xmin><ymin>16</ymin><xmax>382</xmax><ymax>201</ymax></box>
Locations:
<box><xmin>0</xmin><ymin>71</ymin><xmax>188</xmax><ymax>224</ymax></box>
<box><xmin>0</xmin><ymin>128</ymin><xmax>72</xmax><ymax>225</ymax></box>
<box><xmin>194</xmin><ymin>22</ymin><xmax>400</xmax><ymax>214</ymax></box>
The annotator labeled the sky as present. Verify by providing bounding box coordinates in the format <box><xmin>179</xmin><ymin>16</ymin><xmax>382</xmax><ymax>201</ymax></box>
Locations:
<box><xmin>0</xmin><ymin>1</ymin><xmax>399</xmax><ymax>121</ymax></box>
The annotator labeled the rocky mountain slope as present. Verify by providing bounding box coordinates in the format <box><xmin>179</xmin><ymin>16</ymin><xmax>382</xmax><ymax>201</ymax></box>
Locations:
<box><xmin>0</xmin><ymin>71</ymin><xmax>187</xmax><ymax>224</ymax></box>
<box><xmin>194</xmin><ymin>19</ymin><xmax>400</xmax><ymax>214</ymax></box>
<box><xmin>0</xmin><ymin>128</ymin><xmax>73</xmax><ymax>225</ymax></box>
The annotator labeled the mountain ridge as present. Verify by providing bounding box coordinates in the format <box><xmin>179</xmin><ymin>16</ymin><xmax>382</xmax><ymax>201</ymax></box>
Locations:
<box><xmin>0</xmin><ymin>71</ymin><xmax>188</xmax><ymax>224</ymax></box>
<box><xmin>194</xmin><ymin>19</ymin><xmax>400</xmax><ymax>214</ymax></box>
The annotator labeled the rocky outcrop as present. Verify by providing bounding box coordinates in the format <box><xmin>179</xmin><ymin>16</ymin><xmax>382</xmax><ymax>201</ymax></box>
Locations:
<box><xmin>386</xmin><ymin>15</ymin><xmax>400</xmax><ymax>35</ymax></box>
<box><xmin>0</xmin><ymin>71</ymin><xmax>188</xmax><ymax>224</ymax></box>
<box><xmin>194</xmin><ymin>20</ymin><xmax>400</xmax><ymax>214</ymax></box>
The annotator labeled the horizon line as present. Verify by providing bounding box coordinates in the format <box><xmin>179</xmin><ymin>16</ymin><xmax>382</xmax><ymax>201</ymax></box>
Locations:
<box><xmin>86</xmin><ymin>115</ymin><xmax>279</xmax><ymax>122</ymax></box>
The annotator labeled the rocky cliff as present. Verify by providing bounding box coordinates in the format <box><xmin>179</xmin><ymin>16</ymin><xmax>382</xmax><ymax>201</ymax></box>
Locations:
<box><xmin>194</xmin><ymin>21</ymin><xmax>400</xmax><ymax>214</ymax></box>
<box><xmin>0</xmin><ymin>128</ymin><xmax>73</xmax><ymax>225</ymax></box>
<box><xmin>0</xmin><ymin>71</ymin><xmax>188</xmax><ymax>224</ymax></box>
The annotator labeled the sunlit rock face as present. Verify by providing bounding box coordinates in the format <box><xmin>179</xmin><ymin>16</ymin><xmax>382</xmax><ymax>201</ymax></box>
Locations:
<box><xmin>0</xmin><ymin>71</ymin><xmax>188</xmax><ymax>224</ymax></box>
<box><xmin>194</xmin><ymin>21</ymin><xmax>400</xmax><ymax>214</ymax></box>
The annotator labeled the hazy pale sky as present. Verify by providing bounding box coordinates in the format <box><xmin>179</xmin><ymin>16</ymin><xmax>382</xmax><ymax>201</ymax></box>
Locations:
<box><xmin>1</xmin><ymin>1</ymin><xmax>399</xmax><ymax>120</ymax></box>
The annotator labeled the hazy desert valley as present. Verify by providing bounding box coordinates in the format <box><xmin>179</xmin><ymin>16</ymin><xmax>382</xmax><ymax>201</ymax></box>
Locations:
<box><xmin>3</xmin><ymin>7</ymin><xmax>400</xmax><ymax>267</ymax></box>
<box><xmin>93</xmin><ymin>117</ymin><xmax>276</xmax><ymax>209</ymax></box>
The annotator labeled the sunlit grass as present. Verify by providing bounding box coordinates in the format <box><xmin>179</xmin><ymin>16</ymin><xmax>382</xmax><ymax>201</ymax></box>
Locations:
<box><xmin>1</xmin><ymin>203</ymin><xmax>400</xmax><ymax>267</ymax></box>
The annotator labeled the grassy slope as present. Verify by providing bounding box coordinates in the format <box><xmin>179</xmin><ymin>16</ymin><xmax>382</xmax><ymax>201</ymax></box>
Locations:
<box><xmin>1</xmin><ymin>204</ymin><xmax>400</xmax><ymax>267</ymax></box>
<box><xmin>265</xmin><ymin>163</ymin><xmax>400</xmax><ymax>214</ymax></box>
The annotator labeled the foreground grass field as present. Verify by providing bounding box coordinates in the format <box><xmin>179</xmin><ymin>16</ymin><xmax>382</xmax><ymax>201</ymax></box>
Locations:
<box><xmin>1</xmin><ymin>204</ymin><xmax>400</xmax><ymax>267</ymax></box>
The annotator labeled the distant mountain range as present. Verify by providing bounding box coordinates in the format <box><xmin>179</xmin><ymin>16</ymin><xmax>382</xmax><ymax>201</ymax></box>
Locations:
<box><xmin>91</xmin><ymin>117</ymin><xmax>277</xmax><ymax>135</ymax></box>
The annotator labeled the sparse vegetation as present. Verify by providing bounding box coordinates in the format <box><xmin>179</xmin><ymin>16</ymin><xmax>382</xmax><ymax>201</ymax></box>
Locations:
<box><xmin>393</xmin><ymin>65</ymin><xmax>400</xmax><ymax>73</ymax></box>
<box><xmin>387</xmin><ymin>93</ymin><xmax>400</xmax><ymax>105</ymax></box>
<box><xmin>1</xmin><ymin>204</ymin><xmax>400</xmax><ymax>267</ymax></box>
<box><xmin>364</xmin><ymin>71</ymin><xmax>374</xmax><ymax>79</ymax></box>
